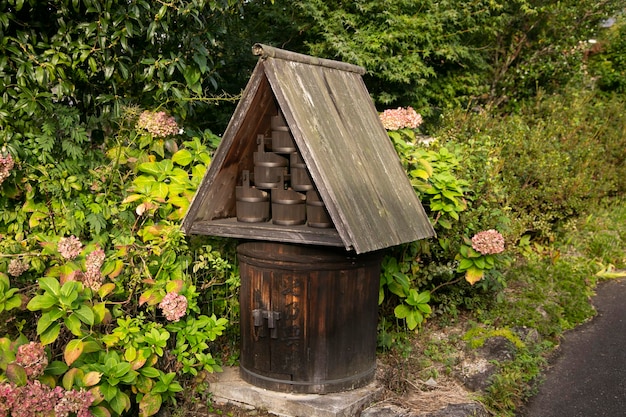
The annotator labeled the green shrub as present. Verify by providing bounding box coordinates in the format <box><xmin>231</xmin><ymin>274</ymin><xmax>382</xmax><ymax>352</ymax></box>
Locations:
<box><xmin>589</xmin><ymin>17</ymin><xmax>626</xmax><ymax>94</ymax></box>
<box><xmin>438</xmin><ymin>88</ymin><xmax>626</xmax><ymax>242</ymax></box>
<box><xmin>0</xmin><ymin>107</ymin><xmax>236</xmax><ymax>417</ymax></box>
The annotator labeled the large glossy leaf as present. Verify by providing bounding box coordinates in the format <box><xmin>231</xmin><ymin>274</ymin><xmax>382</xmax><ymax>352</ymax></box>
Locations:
<box><xmin>38</xmin><ymin>277</ymin><xmax>61</xmax><ymax>297</ymax></box>
<box><xmin>64</xmin><ymin>339</ymin><xmax>84</xmax><ymax>366</ymax></box>
<box><xmin>109</xmin><ymin>391</ymin><xmax>131</xmax><ymax>415</ymax></box>
<box><xmin>36</xmin><ymin>308</ymin><xmax>64</xmax><ymax>335</ymax></box>
<box><xmin>465</xmin><ymin>266</ymin><xmax>485</xmax><ymax>285</ymax></box>
<box><xmin>46</xmin><ymin>360</ymin><xmax>69</xmax><ymax>376</ymax></box>
<box><xmin>40</xmin><ymin>323</ymin><xmax>61</xmax><ymax>345</ymax></box>
<box><xmin>64</xmin><ymin>313</ymin><xmax>84</xmax><ymax>336</ymax></box>
<box><xmin>62</xmin><ymin>367</ymin><xmax>84</xmax><ymax>390</ymax></box>
<box><xmin>139</xmin><ymin>392</ymin><xmax>162</xmax><ymax>417</ymax></box>
<box><xmin>6</xmin><ymin>363</ymin><xmax>27</xmax><ymax>386</ymax></box>
<box><xmin>171</xmin><ymin>149</ymin><xmax>193</xmax><ymax>166</ymax></box>
<box><xmin>75</xmin><ymin>304</ymin><xmax>95</xmax><ymax>326</ymax></box>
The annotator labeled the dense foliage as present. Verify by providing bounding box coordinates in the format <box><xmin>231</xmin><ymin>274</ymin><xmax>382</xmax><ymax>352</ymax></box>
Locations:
<box><xmin>588</xmin><ymin>17</ymin><xmax>626</xmax><ymax>93</ymax></box>
<box><xmin>237</xmin><ymin>0</ymin><xmax>622</xmax><ymax>116</ymax></box>
<box><xmin>0</xmin><ymin>1</ymin><xmax>244</xmax><ymax>415</ymax></box>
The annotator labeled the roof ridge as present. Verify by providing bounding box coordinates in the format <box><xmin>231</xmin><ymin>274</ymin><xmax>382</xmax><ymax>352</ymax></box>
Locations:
<box><xmin>252</xmin><ymin>43</ymin><xmax>366</xmax><ymax>75</ymax></box>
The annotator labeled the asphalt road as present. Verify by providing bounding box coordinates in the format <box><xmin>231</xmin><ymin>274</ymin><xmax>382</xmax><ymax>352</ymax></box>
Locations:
<box><xmin>519</xmin><ymin>278</ymin><xmax>626</xmax><ymax>417</ymax></box>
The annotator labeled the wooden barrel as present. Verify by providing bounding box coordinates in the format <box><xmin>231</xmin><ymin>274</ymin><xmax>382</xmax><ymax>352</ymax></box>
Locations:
<box><xmin>306</xmin><ymin>190</ymin><xmax>332</xmax><ymax>228</ymax></box>
<box><xmin>271</xmin><ymin>188</ymin><xmax>306</xmax><ymax>226</ymax></box>
<box><xmin>236</xmin><ymin>171</ymin><xmax>270</xmax><ymax>223</ymax></box>
<box><xmin>271</xmin><ymin>130</ymin><xmax>297</xmax><ymax>153</ymax></box>
<box><xmin>290</xmin><ymin>152</ymin><xmax>314</xmax><ymax>192</ymax></box>
<box><xmin>238</xmin><ymin>242</ymin><xmax>382</xmax><ymax>394</ymax></box>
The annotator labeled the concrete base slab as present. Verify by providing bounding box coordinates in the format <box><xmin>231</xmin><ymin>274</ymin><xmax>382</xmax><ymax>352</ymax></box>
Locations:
<box><xmin>210</xmin><ymin>367</ymin><xmax>384</xmax><ymax>417</ymax></box>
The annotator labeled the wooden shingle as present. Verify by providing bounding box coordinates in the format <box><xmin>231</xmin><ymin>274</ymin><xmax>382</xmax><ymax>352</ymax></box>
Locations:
<box><xmin>181</xmin><ymin>44</ymin><xmax>435</xmax><ymax>253</ymax></box>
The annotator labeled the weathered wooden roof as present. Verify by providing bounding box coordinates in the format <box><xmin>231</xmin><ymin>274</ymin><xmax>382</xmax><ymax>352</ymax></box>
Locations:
<box><xmin>181</xmin><ymin>44</ymin><xmax>435</xmax><ymax>254</ymax></box>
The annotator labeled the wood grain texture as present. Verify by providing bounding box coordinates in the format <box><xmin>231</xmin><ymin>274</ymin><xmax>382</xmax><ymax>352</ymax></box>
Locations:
<box><xmin>238</xmin><ymin>242</ymin><xmax>381</xmax><ymax>393</ymax></box>
<box><xmin>182</xmin><ymin>46</ymin><xmax>435</xmax><ymax>253</ymax></box>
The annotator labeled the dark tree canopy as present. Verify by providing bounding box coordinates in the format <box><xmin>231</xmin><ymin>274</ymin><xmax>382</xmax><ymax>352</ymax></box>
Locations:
<box><xmin>234</xmin><ymin>0</ymin><xmax>622</xmax><ymax>116</ymax></box>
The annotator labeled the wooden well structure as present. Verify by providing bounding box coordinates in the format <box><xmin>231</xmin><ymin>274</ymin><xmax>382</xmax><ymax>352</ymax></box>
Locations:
<box><xmin>182</xmin><ymin>44</ymin><xmax>435</xmax><ymax>394</ymax></box>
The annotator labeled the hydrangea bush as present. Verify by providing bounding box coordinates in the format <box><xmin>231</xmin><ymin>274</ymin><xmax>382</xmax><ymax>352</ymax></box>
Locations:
<box><xmin>378</xmin><ymin>107</ymin><xmax>509</xmax><ymax>332</ymax></box>
<box><xmin>0</xmin><ymin>380</ymin><xmax>93</xmax><ymax>417</ymax></box>
<box><xmin>0</xmin><ymin>108</ymin><xmax>233</xmax><ymax>417</ymax></box>
<box><xmin>0</xmin><ymin>153</ymin><xmax>13</xmax><ymax>186</ymax></box>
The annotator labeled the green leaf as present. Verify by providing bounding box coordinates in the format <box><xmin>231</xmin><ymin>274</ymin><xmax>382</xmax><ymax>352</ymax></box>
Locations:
<box><xmin>91</xmin><ymin>406</ymin><xmax>112</xmax><ymax>417</ymax></box>
<box><xmin>394</xmin><ymin>304</ymin><xmax>410</xmax><ymax>319</ymax></box>
<box><xmin>64</xmin><ymin>313</ymin><xmax>84</xmax><ymax>336</ymax></box>
<box><xmin>87</xmin><ymin>212</ymin><xmax>107</xmax><ymax>234</ymax></box>
<box><xmin>474</xmin><ymin>256</ymin><xmax>486</xmax><ymax>269</ymax></box>
<box><xmin>139</xmin><ymin>366</ymin><xmax>160</xmax><ymax>378</ymax></box>
<box><xmin>149</xmin><ymin>182</ymin><xmax>169</xmax><ymax>200</ymax></box>
<box><xmin>457</xmin><ymin>258</ymin><xmax>474</xmax><ymax>272</ymax></box>
<box><xmin>172</xmin><ymin>149</ymin><xmax>193</xmax><ymax>166</ymax></box>
<box><xmin>391</xmin><ymin>272</ymin><xmax>410</xmax><ymax>293</ymax></box>
<box><xmin>40</xmin><ymin>323</ymin><xmax>61</xmax><ymax>345</ymax></box>
<box><xmin>38</xmin><ymin>277</ymin><xmax>61</xmax><ymax>297</ymax></box>
<box><xmin>124</xmin><ymin>346</ymin><xmax>137</xmax><ymax>362</ymax></box>
<box><xmin>409</xmin><ymin>290</ymin><xmax>430</xmax><ymax>306</ymax></box>
<box><xmin>109</xmin><ymin>391</ymin><xmax>131</xmax><ymax>415</ymax></box>
<box><xmin>0</xmin><ymin>273</ymin><xmax>10</xmax><ymax>290</ymax></box>
<box><xmin>4</xmin><ymin>295</ymin><xmax>22</xmax><ymax>311</ymax></box>
<box><xmin>139</xmin><ymin>392</ymin><xmax>162</xmax><ymax>417</ymax></box>
<box><xmin>406</xmin><ymin>310</ymin><xmax>423</xmax><ymax>330</ymax></box>
<box><xmin>100</xmin><ymin>382</ymin><xmax>118</xmax><ymax>402</ymax></box>
<box><xmin>6</xmin><ymin>363</ymin><xmax>27</xmax><ymax>386</ymax></box>
<box><xmin>62</xmin><ymin>367</ymin><xmax>84</xmax><ymax>390</ymax></box>
<box><xmin>93</xmin><ymin>302</ymin><xmax>108</xmax><ymax>324</ymax></box>
<box><xmin>409</xmin><ymin>168</ymin><xmax>430</xmax><ymax>180</ymax></box>
<box><xmin>64</xmin><ymin>339</ymin><xmax>84</xmax><ymax>366</ymax></box>
<box><xmin>28</xmin><ymin>293</ymin><xmax>58</xmax><ymax>311</ymax></box>
<box><xmin>83</xmin><ymin>340</ymin><xmax>102</xmax><ymax>354</ymax></box>
<box><xmin>29</xmin><ymin>211</ymin><xmax>48</xmax><ymax>228</ymax></box>
<box><xmin>47</xmin><ymin>360</ymin><xmax>70</xmax><ymax>375</ymax></box>
<box><xmin>75</xmin><ymin>304</ymin><xmax>95</xmax><ymax>326</ymax></box>
<box><xmin>37</xmin><ymin>309</ymin><xmax>63</xmax><ymax>336</ymax></box>
<box><xmin>137</xmin><ymin>162</ymin><xmax>161</xmax><ymax>177</ymax></box>
<box><xmin>113</xmin><ymin>361</ymin><xmax>133</xmax><ymax>378</ymax></box>
<box><xmin>438</xmin><ymin>217</ymin><xmax>452</xmax><ymax>229</ymax></box>
<box><xmin>418</xmin><ymin>303</ymin><xmax>432</xmax><ymax>314</ymax></box>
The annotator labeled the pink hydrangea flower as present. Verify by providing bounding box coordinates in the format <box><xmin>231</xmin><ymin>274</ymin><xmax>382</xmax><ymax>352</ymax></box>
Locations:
<box><xmin>0</xmin><ymin>153</ymin><xmax>14</xmax><ymax>185</ymax></box>
<box><xmin>58</xmin><ymin>236</ymin><xmax>82</xmax><ymax>260</ymax></box>
<box><xmin>0</xmin><ymin>382</ymin><xmax>93</xmax><ymax>417</ymax></box>
<box><xmin>15</xmin><ymin>342</ymin><xmax>48</xmax><ymax>379</ymax></box>
<box><xmin>54</xmin><ymin>389</ymin><xmax>94</xmax><ymax>417</ymax></box>
<box><xmin>136</xmin><ymin>110</ymin><xmax>180</xmax><ymax>138</ymax></box>
<box><xmin>14</xmin><ymin>381</ymin><xmax>64</xmax><ymax>417</ymax></box>
<box><xmin>158</xmin><ymin>292</ymin><xmax>188</xmax><ymax>322</ymax></box>
<box><xmin>83</xmin><ymin>248</ymin><xmax>105</xmax><ymax>291</ymax></box>
<box><xmin>7</xmin><ymin>259</ymin><xmax>28</xmax><ymax>277</ymax></box>
<box><xmin>0</xmin><ymin>383</ymin><xmax>13</xmax><ymax>416</ymax></box>
<box><xmin>471</xmin><ymin>229</ymin><xmax>505</xmax><ymax>255</ymax></box>
<box><xmin>379</xmin><ymin>107</ymin><xmax>423</xmax><ymax>131</ymax></box>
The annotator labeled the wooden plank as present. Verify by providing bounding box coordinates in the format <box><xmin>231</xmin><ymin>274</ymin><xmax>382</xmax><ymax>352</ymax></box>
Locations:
<box><xmin>189</xmin><ymin>218</ymin><xmax>344</xmax><ymax>248</ymax></box>
<box><xmin>264</xmin><ymin>59</ymin><xmax>435</xmax><ymax>253</ymax></box>
<box><xmin>182</xmin><ymin>61</ymin><xmax>277</xmax><ymax>230</ymax></box>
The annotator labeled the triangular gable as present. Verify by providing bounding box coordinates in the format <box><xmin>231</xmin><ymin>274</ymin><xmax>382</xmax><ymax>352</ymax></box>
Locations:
<box><xmin>182</xmin><ymin>44</ymin><xmax>435</xmax><ymax>253</ymax></box>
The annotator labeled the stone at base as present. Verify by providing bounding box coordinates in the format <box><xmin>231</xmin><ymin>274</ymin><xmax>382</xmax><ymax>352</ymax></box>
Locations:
<box><xmin>209</xmin><ymin>367</ymin><xmax>384</xmax><ymax>417</ymax></box>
